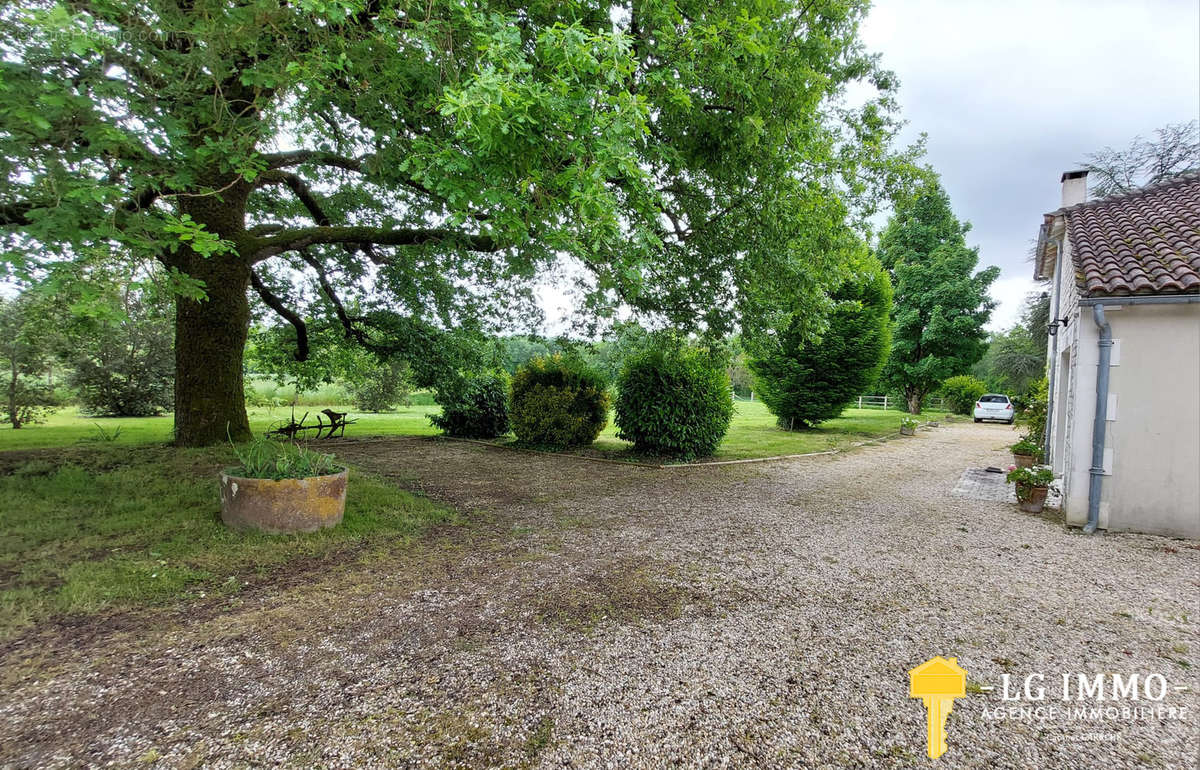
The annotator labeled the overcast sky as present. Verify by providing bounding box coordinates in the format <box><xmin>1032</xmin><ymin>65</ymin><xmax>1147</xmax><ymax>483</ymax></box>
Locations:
<box><xmin>860</xmin><ymin>0</ymin><xmax>1200</xmax><ymax>330</ymax></box>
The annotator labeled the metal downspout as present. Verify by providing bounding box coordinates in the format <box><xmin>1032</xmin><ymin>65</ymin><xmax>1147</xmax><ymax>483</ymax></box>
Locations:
<box><xmin>1084</xmin><ymin>304</ymin><xmax>1113</xmax><ymax>534</ymax></box>
<box><xmin>1042</xmin><ymin>236</ymin><xmax>1064</xmax><ymax>459</ymax></box>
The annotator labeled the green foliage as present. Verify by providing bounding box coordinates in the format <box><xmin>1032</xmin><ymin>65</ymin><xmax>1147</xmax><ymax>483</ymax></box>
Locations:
<box><xmin>1019</xmin><ymin>377</ymin><xmax>1049</xmax><ymax>445</ymax></box>
<box><xmin>750</xmin><ymin>256</ymin><xmax>892</xmax><ymax>428</ymax></box>
<box><xmin>615</xmin><ymin>347</ymin><xmax>733</xmax><ymax>460</ymax></box>
<box><xmin>940</xmin><ymin>375</ymin><xmax>989</xmax><ymax>416</ymax></box>
<box><xmin>429</xmin><ymin>370</ymin><xmax>511</xmax><ymax>439</ymax></box>
<box><xmin>498</xmin><ymin>336</ymin><xmax>564</xmax><ymax>375</ymax></box>
<box><xmin>247</xmin><ymin>323</ymin><xmax>365</xmax><ymax>395</ymax></box>
<box><xmin>1006</xmin><ymin>465</ymin><xmax>1055</xmax><ymax>501</ymax></box>
<box><xmin>0</xmin><ymin>293</ymin><xmax>58</xmax><ymax>429</ymax></box>
<box><xmin>348</xmin><ymin>359</ymin><xmax>413</xmax><ymax>413</ymax></box>
<box><xmin>228</xmin><ymin>436</ymin><xmax>338</xmax><ymax>480</ymax></box>
<box><xmin>972</xmin><ymin>292</ymin><xmax>1049</xmax><ymax>395</ymax></box>
<box><xmin>580</xmin><ymin>322</ymin><xmax>655</xmax><ymax>384</ymax></box>
<box><xmin>878</xmin><ymin>175</ymin><xmax>1000</xmax><ymax>413</ymax></box>
<box><xmin>510</xmin><ymin>355</ymin><xmax>610</xmax><ymax>448</ymax></box>
<box><xmin>0</xmin><ymin>0</ymin><xmax>920</xmax><ymax>445</ymax></box>
<box><xmin>82</xmin><ymin>423</ymin><xmax>124</xmax><ymax>444</ymax></box>
<box><xmin>1010</xmin><ymin>437</ymin><xmax>1042</xmax><ymax>459</ymax></box>
<box><xmin>244</xmin><ymin>379</ymin><xmax>350</xmax><ymax>408</ymax></box>
<box><xmin>65</xmin><ymin>287</ymin><xmax>175</xmax><ymax>417</ymax></box>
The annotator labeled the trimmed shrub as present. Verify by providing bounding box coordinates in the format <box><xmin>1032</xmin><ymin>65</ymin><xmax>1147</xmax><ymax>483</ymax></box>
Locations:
<box><xmin>940</xmin><ymin>374</ymin><xmax>989</xmax><ymax>415</ymax></box>
<box><xmin>429</xmin><ymin>369</ymin><xmax>510</xmax><ymax>438</ymax></box>
<box><xmin>615</xmin><ymin>347</ymin><xmax>733</xmax><ymax>460</ymax></box>
<box><xmin>510</xmin><ymin>355</ymin><xmax>610</xmax><ymax>448</ymax></box>
<box><xmin>749</xmin><ymin>259</ymin><xmax>892</xmax><ymax>428</ymax></box>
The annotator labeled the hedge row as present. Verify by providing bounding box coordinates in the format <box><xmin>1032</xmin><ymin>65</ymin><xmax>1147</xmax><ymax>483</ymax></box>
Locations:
<box><xmin>431</xmin><ymin>350</ymin><xmax>734</xmax><ymax>459</ymax></box>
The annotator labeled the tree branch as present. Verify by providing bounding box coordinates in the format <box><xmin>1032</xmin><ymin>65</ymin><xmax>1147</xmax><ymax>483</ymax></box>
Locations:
<box><xmin>248</xmin><ymin>271</ymin><xmax>309</xmax><ymax>361</ymax></box>
<box><xmin>294</xmin><ymin>250</ymin><xmax>369</xmax><ymax>347</ymax></box>
<box><xmin>255</xmin><ymin>170</ymin><xmax>333</xmax><ymax>225</ymax></box>
<box><xmin>261</xmin><ymin>150</ymin><xmax>370</xmax><ymax>172</ymax></box>
<box><xmin>249</xmin><ymin>225</ymin><xmax>503</xmax><ymax>262</ymax></box>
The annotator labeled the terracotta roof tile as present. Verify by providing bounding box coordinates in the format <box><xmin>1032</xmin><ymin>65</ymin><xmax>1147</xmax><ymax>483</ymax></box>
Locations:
<box><xmin>1058</xmin><ymin>172</ymin><xmax>1200</xmax><ymax>297</ymax></box>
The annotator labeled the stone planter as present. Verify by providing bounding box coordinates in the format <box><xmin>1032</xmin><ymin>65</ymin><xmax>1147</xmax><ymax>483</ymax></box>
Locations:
<box><xmin>900</xmin><ymin>426</ymin><xmax>916</xmax><ymax>436</ymax></box>
<box><xmin>1012</xmin><ymin>453</ymin><xmax>1035</xmax><ymax>469</ymax></box>
<box><xmin>1017</xmin><ymin>484</ymin><xmax>1049</xmax><ymax>514</ymax></box>
<box><xmin>219</xmin><ymin>468</ymin><xmax>348</xmax><ymax>534</ymax></box>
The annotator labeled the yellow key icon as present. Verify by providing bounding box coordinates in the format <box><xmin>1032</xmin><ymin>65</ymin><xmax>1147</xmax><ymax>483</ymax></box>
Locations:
<box><xmin>909</xmin><ymin>656</ymin><xmax>967</xmax><ymax>759</ymax></box>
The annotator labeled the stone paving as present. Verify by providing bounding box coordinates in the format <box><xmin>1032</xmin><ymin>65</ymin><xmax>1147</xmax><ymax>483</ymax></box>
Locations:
<box><xmin>950</xmin><ymin>465</ymin><xmax>1064</xmax><ymax>507</ymax></box>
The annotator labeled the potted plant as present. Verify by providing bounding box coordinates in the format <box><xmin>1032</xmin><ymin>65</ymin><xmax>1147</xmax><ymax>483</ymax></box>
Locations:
<box><xmin>220</xmin><ymin>437</ymin><xmax>348</xmax><ymax>534</ymax></box>
<box><xmin>900</xmin><ymin>416</ymin><xmax>918</xmax><ymax>436</ymax></box>
<box><xmin>1010</xmin><ymin>437</ymin><xmax>1042</xmax><ymax>468</ymax></box>
<box><xmin>1006</xmin><ymin>465</ymin><xmax>1055</xmax><ymax>514</ymax></box>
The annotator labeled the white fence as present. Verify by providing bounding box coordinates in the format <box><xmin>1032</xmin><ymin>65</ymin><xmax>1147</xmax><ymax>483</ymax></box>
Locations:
<box><xmin>734</xmin><ymin>393</ymin><xmax>945</xmax><ymax>411</ymax></box>
<box><xmin>854</xmin><ymin>394</ymin><xmax>945</xmax><ymax>411</ymax></box>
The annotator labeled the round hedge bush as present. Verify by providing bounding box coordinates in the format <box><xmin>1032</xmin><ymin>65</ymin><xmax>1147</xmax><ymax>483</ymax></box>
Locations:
<box><xmin>429</xmin><ymin>369</ymin><xmax>510</xmax><ymax>438</ymax></box>
<box><xmin>615</xmin><ymin>347</ymin><xmax>734</xmax><ymax>460</ymax></box>
<box><xmin>940</xmin><ymin>374</ymin><xmax>989</xmax><ymax>416</ymax></box>
<box><xmin>510</xmin><ymin>355</ymin><xmax>610</xmax><ymax>448</ymax></box>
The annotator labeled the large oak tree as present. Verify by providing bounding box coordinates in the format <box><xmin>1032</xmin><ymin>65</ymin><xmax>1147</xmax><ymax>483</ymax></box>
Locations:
<box><xmin>1</xmin><ymin>0</ymin><xmax>913</xmax><ymax>445</ymax></box>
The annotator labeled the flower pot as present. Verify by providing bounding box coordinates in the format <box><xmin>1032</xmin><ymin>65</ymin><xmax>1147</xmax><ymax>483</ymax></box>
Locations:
<box><xmin>1017</xmin><ymin>484</ymin><xmax>1048</xmax><ymax>513</ymax></box>
<box><xmin>900</xmin><ymin>426</ymin><xmax>916</xmax><ymax>436</ymax></box>
<box><xmin>219</xmin><ymin>468</ymin><xmax>348</xmax><ymax>534</ymax></box>
<box><xmin>1013</xmin><ymin>453</ymin><xmax>1035</xmax><ymax>469</ymax></box>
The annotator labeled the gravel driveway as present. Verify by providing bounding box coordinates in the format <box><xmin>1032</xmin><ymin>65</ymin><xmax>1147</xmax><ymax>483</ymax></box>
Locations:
<box><xmin>1</xmin><ymin>423</ymin><xmax>1197</xmax><ymax>768</ymax></box>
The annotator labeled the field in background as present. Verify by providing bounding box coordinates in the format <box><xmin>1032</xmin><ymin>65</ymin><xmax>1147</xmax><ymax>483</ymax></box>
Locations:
<box><xmin>569</xmin><ymin>400</ymin><xmax>905</xmax><ymax>462</ymax></box>
<box><xmin>0</xmin><ymin>400</ymin><xmax>913</xmax><ymax>458</ymax></box>
<box><xmin>0</xmin><ymin>404</ymin><xmax>442</xmax><ymax>450</ymax></box>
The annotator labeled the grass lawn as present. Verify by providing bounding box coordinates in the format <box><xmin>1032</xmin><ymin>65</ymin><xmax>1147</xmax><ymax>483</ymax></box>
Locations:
<box><xmin>0</xmin><ymin>404</ymin><xmax>442</xmax><ymax>450</ymax></box>
<box><xmin>627</xmin><ymin>400</ymin><xmax>903</xmax><ymax>461</ymax></box>
<box><xmin>0</xmin><ymin>400</ymin><xmax>905</xmax><ymax>460</ymax></box>
<box><xmin>0</xmin><ymin>398</ymin><xmax>905</xmax><ymax>637</ymax></box>
<box><xmin>0</xmin><ymin>444</ymin><xmax>457</xmax><ymax>640</ymax></box>
<box><xmin>499</xmin><ymin>399</ymin><xmax>906</xmax><ymax>462</ymax></box>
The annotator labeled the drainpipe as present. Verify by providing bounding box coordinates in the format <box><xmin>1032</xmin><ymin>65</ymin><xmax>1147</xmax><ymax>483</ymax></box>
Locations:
<box><xmin>1084</xmin><ymin>304</ymin><xmax>1113</xmax><ymax>534</ymax></box>
<box><xmin>1042</xmin><ymin>236</ymin><xmax>1064</xmax><ymax>460</ymax></box>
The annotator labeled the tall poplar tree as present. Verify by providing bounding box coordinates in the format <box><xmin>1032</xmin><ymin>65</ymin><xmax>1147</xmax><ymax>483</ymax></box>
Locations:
<box><xmin>878</xmin><ymin>176</ymin><xmax>998</xmax><ymax>414</ymax></box>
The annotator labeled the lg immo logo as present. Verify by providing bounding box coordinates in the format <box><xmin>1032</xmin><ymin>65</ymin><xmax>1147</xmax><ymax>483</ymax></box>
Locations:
<box><xmin>909</xmin><ymin>657</ymin><xmax>967</xmax><ymax>759</ymax></box>
<box><xmin>908</xmin><ymin>658</ymin><xmax>1193</xmax><ymax>760</ymax></box>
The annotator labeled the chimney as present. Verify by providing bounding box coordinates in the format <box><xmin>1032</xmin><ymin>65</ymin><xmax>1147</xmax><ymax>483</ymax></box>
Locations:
<box><xmin>1061</xmin><ymin>169</ymin><xmax>1089</xmax><ymax>207</ymax></box>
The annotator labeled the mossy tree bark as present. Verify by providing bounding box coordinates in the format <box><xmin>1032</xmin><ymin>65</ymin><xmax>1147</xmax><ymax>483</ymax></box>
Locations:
<box><xmin>166</xmin><ymin>181</ymin><xmax>254</xmax><ymax>446</ymax></box>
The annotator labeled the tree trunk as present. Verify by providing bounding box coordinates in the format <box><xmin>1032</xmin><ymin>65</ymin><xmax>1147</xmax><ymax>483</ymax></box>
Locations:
<box><xmin>169</xmin><ymin>182</ymin><xmax>254</xmax><ymax>446</ymax></box>
<box><xmin>906</xmin><ymin>387</ymin><xmax>923</xmax><ymax>415</ymax></box>
<box><xmin>8</xmin><ymin>358</ymin><xmax>21</xmax><ymax>429</ymax></box>
<box><xmin>173</xmin><ymin>257</ymin><xmax>253</xmax><ymax>445</ymax></box>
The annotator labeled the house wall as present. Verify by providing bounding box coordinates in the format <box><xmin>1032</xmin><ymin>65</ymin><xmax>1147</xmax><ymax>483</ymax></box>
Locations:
<box><xmin>1046</xmin><ymin>232</ymin><xmax>1086</xmax><ymax>520</ymax></box>
<box><xmin>1053</xmin><ymin>298</ymin><xmax>1200</xmax><ymax>537</ymax></box>
<box><xmin>1058</xmin><ymin>302</ymin><xmax>1094</xmax><ymax>529</ymax></box>
<box><xmin>1101</xmin><ymin>303</ymin><xmax>1200</xmax><ymax>538</ymax></box>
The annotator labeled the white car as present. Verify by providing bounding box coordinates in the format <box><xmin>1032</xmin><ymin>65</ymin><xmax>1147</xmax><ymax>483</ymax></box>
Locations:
<box><xmin>973</xmin><ymin>393</ymin><xmax>1015</xmax><ymax>424</ymax></box>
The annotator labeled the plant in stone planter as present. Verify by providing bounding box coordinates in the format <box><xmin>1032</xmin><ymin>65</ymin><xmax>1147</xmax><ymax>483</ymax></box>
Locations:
<box><xmin>1006</xmin><ymin>465</ymin><xmax>1055</xmax><ymax>514</ymax></box>
<box><xmin>220</xmin><ymin>437</ymin><xmax>348</xmax><ymax>533</ymax></box>
<box><xmin>899</xmin><ymin>416</ymin><xmax>919</xmax><ymax>436</ymax></box>
<box><xmin>1010</xmin><ymin>437</ymin><xmax>1042</xmax><ymax>469</ymax></box>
